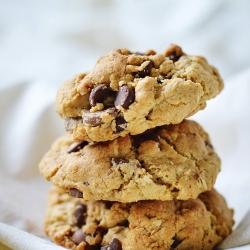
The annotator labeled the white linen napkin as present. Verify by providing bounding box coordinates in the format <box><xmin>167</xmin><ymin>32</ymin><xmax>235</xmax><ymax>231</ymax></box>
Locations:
<box><xmin>217</xmin><ymin>209</ymin><xmax>250</xmax><ymax>249</ymax></box>
<box><xmin>0</xmin><ymin>222</ymin><xmax>66</xmax><ymax>250</ymax></box>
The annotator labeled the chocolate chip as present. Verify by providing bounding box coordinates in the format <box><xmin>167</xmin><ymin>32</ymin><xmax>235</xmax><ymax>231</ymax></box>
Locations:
<box><xmin>74</xmin><ymin>203</ymin><xmax>87</xmax><ymax>227</ymax></box>
<box><xmin>157</xmin><ymin>75</ymin><xmax>172</xmax><ymax>84</ymax></box>
<box><xmin>135</xmin><ymin>61</ymin><xmax>154</xmax><ymax>78</ymax></box>
<box><xmin>73</xmin><ymin>229</ymin><xmax>88</xmax><ymax>245</ymax></box>
<box><xmin>85</xmin><ymin>244</ymin><xmax>101</xmax><ymax>250</ymax></box>
<box><xmin>82</xmin><ymin>111</ymin><xmax>104</xmax><ymax>126</ymax></box>
<box><xmin>89</xmin><ymin>84</ymin><xmax>115</xmax><ymax>107</ymax></box>
<box><xmin>112</xmin><ymin>158</ymin><xmax>129</xmax><ymax>165</ymax></box>
<box><xmin>167</xmin><ymin>52</ymin><xmax>181</xmax><ymax>63</ymax></box>
<box><xmin>83</xmin><ymin>108</ymin><xmax>117</xmax><ymax>127</ymax></box>
<box><xmin>145</xmin><ymin>108</ymin><xmax>153</xmax><ymax>119</ymax></box>
<box><xmin>67</xmin><ymin>141</ymin><xmax>87</xmax><ymax>154</ymax></box>
<box><xmin>117</xmin><ymin>220</ymin><xmax>129</xmax><ymax>227</ymax></box>
<box><xmin>115</xmin><ymin>116</ymin><xmax>127</xmax><ymax>133</ymax></box>
<box><xmin>96</xmin><ymin>225</ymin><xmax>108</xmax><ymax>235</ymax></box>
<box><xmin>136</xmin><ymin>133</ymin><xmax>161</xmax><ymax>148</ymax></box>
<box><xmin>65</xmin><ymin>117</ymin><xmax>82</xmax><ymax>132</ymax></box>
<box><xmin>171</xmin><ymin>236</ymin><xmax>182</xmax><ymax>248</ymax></box>
<box><xmin>73</xmin><ymin>229</ymin><xmax>100</xmax><ymax>249</ymax></box>
<box><xmin>205</xmin><ymin>141</ymin><xmax>214</xmax><ymax>149</ymax></box>
<box><xmin>114</xmin><ymin>85</ymin><xmax>135</xmax><ymax>109</ymax></box>
<box><xmin>69</xmin><ymin>188</ymin><xmax>83</xmax><ymax>198</ymax></box>
<box><xmin>100</xmin><ymin>238</ymin><xmax>122</xmax><ymax>250</ymax></box>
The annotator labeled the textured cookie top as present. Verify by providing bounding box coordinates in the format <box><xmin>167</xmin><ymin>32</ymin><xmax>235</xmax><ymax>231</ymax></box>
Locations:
<box><xmin>55</xmin><ymin>44</ymin><xmax>224</xmax><ymax>142</ymax></box>
<box><xmin>45</xmin><ymin>186</ymin><xmax>234</xmax><ymax>250</ymax></box>
<box><xmin>39</xmin><ymin>119</ymin><xmax>221</xmax><ymax>202</ymax></box>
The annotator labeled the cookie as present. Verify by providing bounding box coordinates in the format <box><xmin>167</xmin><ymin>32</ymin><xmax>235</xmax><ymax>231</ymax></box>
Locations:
<box><xmin>45</xmin><ymin>186</ymin><xmax>234</xmax><ymax>250</ymax></box>
<box><xmin>55</xmin><ymin>44</ymin><xmax>224</xmax><ymax>142</ymax></box>
<box><xmin>39</xmin><ymin>119</ymin><xmax>221</xmax><ymax>202</ymax></box>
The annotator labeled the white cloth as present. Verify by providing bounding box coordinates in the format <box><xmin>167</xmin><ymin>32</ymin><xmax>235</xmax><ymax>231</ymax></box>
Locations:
<box><xmin>1</xmin><ymin>0</ymin><xmax>250</xmax><ymax>249</ymax></box>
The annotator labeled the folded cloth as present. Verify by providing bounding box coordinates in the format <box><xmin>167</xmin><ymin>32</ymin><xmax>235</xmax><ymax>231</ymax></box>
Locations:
<box><xmin>0</xmin><ymin>222</ymin><xmax>66</xmax><ymax>250</ymax></box>
<box><xmin>1</xmin><ymin>213</ymin><xmax>250</xmax><ymax>250</ymax></box>
<box><xmin>217</xmin><ymin>209</ymin><xmax>250</xmax><ymax>249</ymax></box>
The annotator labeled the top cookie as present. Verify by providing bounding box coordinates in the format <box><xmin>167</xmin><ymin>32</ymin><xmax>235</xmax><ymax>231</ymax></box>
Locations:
<box><xmin>55</xmin><ymin>44</ymin><xmax>223</xmax><ymax>142</ymax></box>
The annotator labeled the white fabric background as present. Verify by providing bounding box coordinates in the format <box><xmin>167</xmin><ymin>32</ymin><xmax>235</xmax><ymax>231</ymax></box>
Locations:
<box><xmin>0</xmin><ymin>0</ymin><xmax>250</xmax><ymax>249</ymax></box>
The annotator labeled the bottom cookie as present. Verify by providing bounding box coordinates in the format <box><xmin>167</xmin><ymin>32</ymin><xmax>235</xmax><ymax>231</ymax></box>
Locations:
<box><xmin>45</xmin><ymin>186</ymin><xmax>234</xmax><ymax>250</ymax></box>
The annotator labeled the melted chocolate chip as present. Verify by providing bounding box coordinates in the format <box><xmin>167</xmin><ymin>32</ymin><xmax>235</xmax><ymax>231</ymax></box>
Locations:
<box><xmin>112</xmin><ymin>158</ymin><xmax>129</xmax><ymax>165</ymax></box>
<box><xmin>135</xmin><ymin>61</ymin><xmax>154</xmax><ymax>78</ymax></box>
<box><xmin>83</xmin><ymin>108</ymin><xmax>117</xmax><ymax>127</ymax></box>
<box><xmin>100</xmin><ymin>238</ymin><xmax>122</xmax><ymax>250</ymax></box>
<box><xmin>65</xmin><ymin>117</ymin><xmax>82</xmax><ymax>132</ymax></box>
<box><xmin>74</xmin><ymin>203</ymin><xmax>87</xmax><ymax>227</ymax></box>
<box><xmin>115</xmin><ymin>116</ymin><xmax>127</xmax><ymax>133</ymax></box>
<box><xmin>167</xmin><ymin>52</ymin><xmax>181</xmax><ymax>63</ymax></box>
<box><xmin>69</xmin><ymin>188</ymin><xmax>83</xmax><ymax>198</ymax></box>
<box><xmin>67</xmin><ymin>141</ymin><xmax>87</xmax><ymax>154</ymax></box>
<box><xmin>89</xmin><ymin>84</ymin><xmax>115</xmax><ymax>107</ymax></box>
<box><xmin>73</xmin><ymin>229</ymin><xmax>88</xmax><ymax>245</ymax></box>
<box><xmin>114</xmin><ymin>85</ymin><xmax>135</xmax><ymax>109</ymax></box>
<box><xmin>136</xmin><ymin>133</ymin><xmax>161</xmax><ymax>148</ymax></box>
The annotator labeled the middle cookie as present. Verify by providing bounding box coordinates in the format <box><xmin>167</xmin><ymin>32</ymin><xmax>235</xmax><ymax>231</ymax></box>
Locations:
<box><xmin>39</xmin><ymin>119</ymin><xmax>221</xmax><ymax>202</ymax></box>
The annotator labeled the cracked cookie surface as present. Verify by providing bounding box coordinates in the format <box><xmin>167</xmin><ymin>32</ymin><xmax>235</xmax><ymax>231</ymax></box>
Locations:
<box><xmin>55</xmin><ymin>44</ymin><xmax>224</xmax><ymax>142</ymax></box>
<box><xmin>39</xmin><ymin>119</ymin><xmax>221</xmax><ymax>202</ymax></box>
<box><xmin>45</xmin><ymin>186</ymin><xmax>234</xmax><ymax>250</ymax></box>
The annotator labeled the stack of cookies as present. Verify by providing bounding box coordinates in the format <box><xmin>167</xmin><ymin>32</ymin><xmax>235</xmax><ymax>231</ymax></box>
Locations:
<box><xmin>39</xmin><ymin>45</ymin><xmax>234</xmax><ymax>250</ymax></box>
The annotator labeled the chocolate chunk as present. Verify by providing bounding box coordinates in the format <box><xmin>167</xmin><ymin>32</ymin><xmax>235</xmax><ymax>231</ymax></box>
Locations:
<box><xmin>135</xmin><ymin>61</ymin><xmax>154</xmax><ymax>78</ymax></box>
<box><xmin>65</xmin><ymin>117</ymin><xmax>82</xmax><ymax>132</ymax></box>
<box><xmin>73</xmin><ymin>229</ymin><xmax>88</xmax><ymax>245</ymax></box>
<box><xmin>112</xmin><ymin>158</ymin><xmax>129</xmax><ymax>165</ymax></box>
<box><xmin>114</xmin><ymin>85</ymin><xmax>135</xmax><ymax>109</ymax></box>
<box><xmin>67</xmin><ymin>141</ymin><xmax>87</xmax><ymax>154</ymax></box>
<box><xmin>83</xmin><ymin>108</ymin><xmax>117</xmax><ymax>127</ymax></box>
<box><xmin>115</xmin><ymin>116</ymin><xmax>127</xmax><ymax>133</ymax></box>
<box><xmin>136</xmin><ymin>133</ymin><xmax>161</xmax><ymax>148</ymax></box>
<box><xmin>74</xmin><ymin>203</ymin><xmax>87</xmax><ymax>227</ymax></box>
<box><xmin>171</xmin><ymin>236</ymin><xmax>182</xmax><ymax>248</ymax></box>
<box><xmin>89</xmin><ymin>84</ymin><xmax>115</xmax><ymax>107</ymax></box>
<box><xmin>167</xmin><ymin>52</ymin><xmax>181</xmax><ymax>62</ymax></box>
<box><xmin>101</xmin><ymin>238</ymin><xmax>122</xmax><ymax>250</ymax></box>
<box><xmin>69</xmin><ymin>188</ymin><xmax>83</xmax><ymax>198</ymax></box>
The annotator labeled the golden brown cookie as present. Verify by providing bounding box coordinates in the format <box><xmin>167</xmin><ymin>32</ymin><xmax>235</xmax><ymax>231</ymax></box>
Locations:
<box><xmin>55</xmin><ymin>44</ymin><xmax>223</xmax><ymax>142</ymax></box>
<box><xmin>45</xmin><ymin>186</ymin><xmax>234</xmax><ymax>250</ymax></box>
<box><xmin>39</xmin><ymin>119</ymin><xmax>221</xmax><ymax>202</ymax></box>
